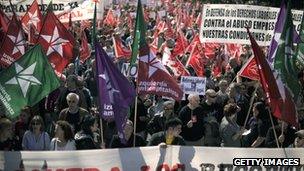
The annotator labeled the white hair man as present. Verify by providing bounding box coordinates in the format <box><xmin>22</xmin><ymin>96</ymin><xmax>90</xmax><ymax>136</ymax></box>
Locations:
<box><xmin>178</xmin><ymin>94</ymin><xmax>205</xmax><ymax>146</ymax></box>
<box><xmin>58</xmin><ymin>93</ymin><xmax>90</xmax><ymax>132</ymax></box>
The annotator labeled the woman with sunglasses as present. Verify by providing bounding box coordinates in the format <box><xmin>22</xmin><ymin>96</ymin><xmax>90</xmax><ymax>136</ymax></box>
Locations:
<box><xmin>50</xmin><ymin>121</ymin><xmax>76</xmax><ymax>151</ymax></box>
<box><xmin>22</xmin><ymin>115</ymin><xmax>50</xmax><ymax>151</ymax></box>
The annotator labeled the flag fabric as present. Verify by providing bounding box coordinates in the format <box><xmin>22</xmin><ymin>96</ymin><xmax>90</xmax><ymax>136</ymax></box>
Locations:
<box><xmin>237</xmin><ymin>56</ymin><xmax>260</xmax><ymax>81</ymax></box>
<box><xmin>295</xmin><ymin>11</ymin><xmax>304</xmax><ymax>66</ymax></box>
<box><xmin>267</xmin><ymin>1</ymin><xmax>300</xmax><ymax>64</ymax></box>
<box><xmin>0</xmin><ymin>45</ymin><xmax>60</xmax><ymax>118</ymax></box>
<box><xmin>135</xmin><ymin>0</ymin><xmax>183</xmax><ymax>101</ymax></box>
<box><xmin>0</xmin><ymin>14</ymin><xmax>27</xmax><ymax>68</ymax></box>
<box><xmin>203</xmin><ymin>42</ymin><xmax>221</xmax><ymax>59</ymax></box>
<box><xmin>274</xmin><ymin>1</ymin><xmax>301</xmax><ymax>102</ymax></box>
<box><xmin>112</xmin><ymin>35</ymin><xmax>132</xmax><ymax>59</ymax></box>
<box><xmin>95</xmin><ymin>41</ymin><xmax>135</xmax><ymax>144</ymax></box>
<box><xmin>172</xmin><ymin>30</ymin><xmax>188</xmax><ymax>57</ymax></box>
<box><xmin>266</xmin><ymin>1</ymin><xmax>286</xmax><ymax>64</ymax></box>
<box><xmin>21</xmin><ymin>0</ymin><xmax>42</xmax><ymax>33</ymax></box>
<box><xmin>37</xmin><ymin>10</ymin><xmax>76</xmax><ymax>75</ymax></box>
<box><xmin>0</xmin><ymin>9</ymin><xmax>10</xmax><ymax>44</ymax></box>
<box><xmin>162</xmin><ymin>46</ymin><xmax>190</xmax><ymax>77</ymax></box>
<box><xmin>28</xmin><ymin>23</ymin><xmax>38</xmax><ymax>44</ymax></box>
<box><xmin>185</xmin><ymin>34</ymin><xmax>200</xmax><ymax>53</ymax></box>
<box><xmin>129</xmin><ymin>0</ymin><xmax>147</xmax><ymax>72</ymax></box>
<box><xmin>186</xmin><ymin>41</ymin><xmax>206</xmax><ymax>76</ymax></box>
<box><xmin>0</xmin><ymin>9</ymin><xmax>9</xmax><ymax>33</ymax></box>
<box><xmin>103</xmin><ymin>9</ymin><xmax>117</xmax><ymax>27</ymax></box>
<box><xmin>195</xmin><ymin>12</ymin><xmax>202</xmax><ymax>26</ymax></box>
<box><xmin>79</xmin><ymin>30</ymin><xmax>91</xmax><ymax>63</ymax></box>
<box><xmin>247</xmin><ymin>29</ymin><xmax>298</xmax><ymax>127</ymax></box>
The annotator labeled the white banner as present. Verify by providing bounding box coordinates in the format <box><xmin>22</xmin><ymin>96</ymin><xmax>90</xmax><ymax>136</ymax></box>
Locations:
<box><xmin>199</xmin><ymin>4</ymin><xmax>303</xmax><ymax>46</ymax></box>
<box><xmin>0</xmin><ymin>0</ymin><xmax>104</xmax><ymax>22</ymax></box>
<box><xmin>1</xmin><ymin>146</ymin><xmax>304</xmax><ymax>170</ymax></box>
<box><xmin>180</xmin><ymin>76</ymin><xmax>206</xmax><ymax>95</ymax></box>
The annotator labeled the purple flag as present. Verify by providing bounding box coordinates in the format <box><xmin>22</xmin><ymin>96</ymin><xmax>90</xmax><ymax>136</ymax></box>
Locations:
<box><xmin>95</xmin><ymin>41</ymin><xmax>136</xmax><ymax>144</ymax></box>
<box><xmin>267</xmin><ymin>1</ymin><xmax>300</xmax><ymax>64</ymax></box>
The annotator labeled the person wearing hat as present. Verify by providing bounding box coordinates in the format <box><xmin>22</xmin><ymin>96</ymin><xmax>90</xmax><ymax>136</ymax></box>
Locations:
<box><xmin>294</xmin><ymin>130</ymin><xmax>304</xmax><ymax>148</ymax></box>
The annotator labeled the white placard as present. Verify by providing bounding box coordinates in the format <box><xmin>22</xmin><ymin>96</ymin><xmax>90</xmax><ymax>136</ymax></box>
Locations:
<box><xmin>199</xmin><ymin>4</ymin><xmax>303</xmax><ymax>46</ymax></box>
<box><xmin>180</xmin><ymin>76</ymin><xmax>206</xmax><ymax>95</ymax></box>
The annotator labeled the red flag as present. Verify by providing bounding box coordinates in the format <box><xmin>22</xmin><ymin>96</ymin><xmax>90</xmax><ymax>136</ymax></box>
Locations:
<box><xmin>162</xmin><ymin>47</ymin><xmax>190</xmax><ymax>77</ymax></box>
<box><xmin>21</xmin><ymin>0</ymin><xmax>42</xmax><ymax>33</ymax></box>
<box><xmin>112</xmin><ymin>35</ymin><xmax>131</xmax><ymax>59</ymax></box>
<box><xmin>186</xmin><ymin>41</ymin><xmax>206</xmax><ymax>76</ymax></box>
<box><xmin>37</xmin><ymin>11</ymin><xmax>76</xmax><ymax>74</ymax></box>
<box><xmin>248</xmin><ymin>29</ymin><xmax>298</xmax><ymax>127</ymax></box>
<box><xmin>237</xmin><ymin>56</ymin><xmax>259</xmax><ymax>81</ymax></box>
<box><xmin>195</xmin><ymin>12</ymin><xmax>202</xmax><ymax>26</ymax></box>
<box><xmin>0</xmin><ymin>14</ymin><xmax>26</xmax><ymax>68</ymax></box>
<box><xmin>0</xmin><ymin>9</ymin><xmax>10</xmax><ymax>43</ymax></box>
<box><xmin>156</xmin><ymin>20</ymin><xmax>166</xmax><ymax>34</ymax></box>
<box><xmin>0</xmin><ymin>9</ymin><xmax>9</xmax><ymax>32</ymax></box>
<box><xmin>28</xmin><ymin>23</ymin><xmax>38</xmax><ymax>44</ymax></box>
<box><xmin>172</xmin><ymin>30</ymin><xmax>188</xmax><ymax>57</ymax></box>
<box><xmin>138</xmin><ymin>46</ymin><xmax>183</xmax><ymax>101</ymax></box>
<box><xmin>203</xmin><ymin>43</ymin><xmax>221</xmax><ymax>59</ymax></box>
<box><xmin>186</xmin><ymin>34</ymin><xmax>200</xmax><ymax>53</ymax></box>
<box><xmin>225</xmin><ymin>43</ymin><xmax>243</xmax><ymax>61</ymax></box>
<box><xmin>79</xmin><ymin>30</ymin><xmax>91</xmax><ymax>63</ymax></box>
<box><xmin>103</xmin><ymin>9</ymin><xmax>117</xmax><ymax>27</ymax></box>
<box><xmin>164</xmin><ymin>20</ymin><xmax>175</xmax><ymax>39</ymax></box>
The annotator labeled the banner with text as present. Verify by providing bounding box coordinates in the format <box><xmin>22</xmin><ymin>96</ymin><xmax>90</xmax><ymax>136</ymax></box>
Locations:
<box><xmin>200</xmin><ymin>4</ymin><xmax>303</xmax><ymax>45</ymax></box>
<box><xmin>180</xmin><ymin>76</ymin><xmax>206</xmax><ymax>95</ymax></box>
<box><xmin>0</xmin><ymin>0</ymin><xmax>104</xmax><ymax>22</ymax></box>
<box><xmin>1</xmin><ymin>146</ymin><xmax>304</xmax><ymax>171</ymax></box>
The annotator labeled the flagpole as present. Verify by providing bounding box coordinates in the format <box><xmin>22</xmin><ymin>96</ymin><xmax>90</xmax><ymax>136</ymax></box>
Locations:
<box><xmin>242</xmin><ymin>83</ymin><xmax>259</xmax><ymax>127</ymax></box>
<box><xmin>99</xmin><ymin>117</ymin><xmax>105</xmax><ymax>148</ymax></box>
<box><xmin>133</xmin><ymin>95</ymin><xmax>139</xmax><ymax>147</ymax></box>
<box><xmin>267</xmin><ymin>108</ymin><xmax>280</xmax><ymax>148</ymax></box>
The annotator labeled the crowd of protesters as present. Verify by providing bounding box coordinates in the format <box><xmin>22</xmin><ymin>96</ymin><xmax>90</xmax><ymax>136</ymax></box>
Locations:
<box><xmin>0</xmin><ymin>0</ymin><xmax>304</xmax><ymax>151</ymax></box>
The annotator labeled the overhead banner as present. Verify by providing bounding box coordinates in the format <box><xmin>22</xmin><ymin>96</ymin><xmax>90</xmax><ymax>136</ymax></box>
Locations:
<box><xmin>200</xmin><ymin>4</ymin><xmax>303</xmax><ymax>45</ymax></box>
<box><xmin>0</xmin><ymin>0</ymin><xmax>104</xmax><ymax>22</ymax></box>
<box><xmin>180</xmin><ymin>76</ymin><xmax>206</xmax><ymax>95</ymax></box>
<box><xmin>1</xmin><ymin>146</ymin><xmax>304</xmax><ymax>170</ymax></box>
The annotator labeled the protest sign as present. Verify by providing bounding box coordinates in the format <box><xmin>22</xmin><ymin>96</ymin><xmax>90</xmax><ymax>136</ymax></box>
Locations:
<box><xmin>0</xmin><ymin>0</ymin><xmax>104</xmax><ymax>22</ymax></box>
<box><xmin>2</xmin><ymin>146</ymin><xmax>304</xmax><ymax>170</ymax></box>
<box><xmin>180</xmin><ymin>76</ymin><xmax>206</xmax><ymax>95</ymax></box>
<box><xmin>121</xmin><ymin>63</ymin><xmax>138</xmax><ymax>77</ymax></box>
<box><xmin>200</xmin><ymin>4</ymin><xmax>303</xmax><ymax>46</ymax></box>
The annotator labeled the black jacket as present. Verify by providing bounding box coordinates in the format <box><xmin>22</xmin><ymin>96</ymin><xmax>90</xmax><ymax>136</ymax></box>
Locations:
<box><xmin>148</xmin><ymin>131</ymin><xmax>186</xmax><ymax>146</ymax></box>
<box><xmin>75</xmin><ymin>131</ymin><xmax>98</xmax><ymax>150</ymax></box>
